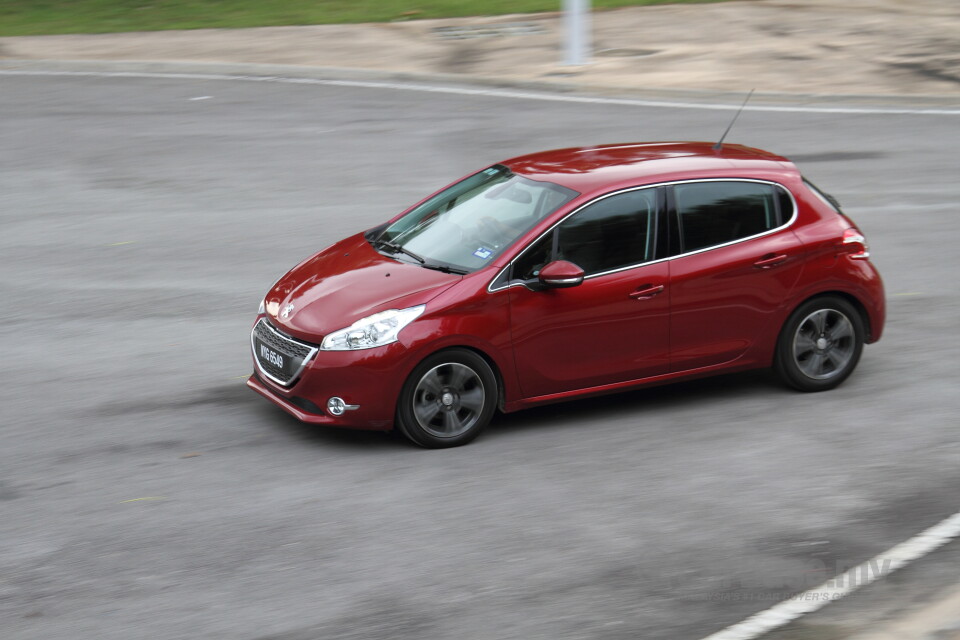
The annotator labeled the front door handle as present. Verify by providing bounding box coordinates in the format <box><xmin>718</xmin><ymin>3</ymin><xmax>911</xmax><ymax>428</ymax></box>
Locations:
<box><xmin>753</xmin><ymin>253</ymin><xmax>788</xmax><ymax>269</ymax></box>
<box><xmin>629</xmin><ymin>284</ymin><xmax>665</xmax><ymax>299</ymax></box>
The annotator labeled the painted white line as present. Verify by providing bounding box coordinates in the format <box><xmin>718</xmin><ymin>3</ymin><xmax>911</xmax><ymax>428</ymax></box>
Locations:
<box><xmin>2</xmin><ymin>69</ymin><xmax>960</xmax><ymax>116</ymax></box>
<box><xmin>698</xmin><ymin>510</ymin><xmax>960</xmax><ymax>640</ymax></box>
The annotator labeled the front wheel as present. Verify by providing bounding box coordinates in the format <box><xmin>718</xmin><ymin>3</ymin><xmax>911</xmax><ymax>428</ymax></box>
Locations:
<box><xmin>775</xmin><ymin>296</ymin><xmax>865</xmax><ymax>392</ymax></box>
<box><xmin>396</xmin><ymin>349</ymin><xmax>498</xmax><ymax>448</ymax></box>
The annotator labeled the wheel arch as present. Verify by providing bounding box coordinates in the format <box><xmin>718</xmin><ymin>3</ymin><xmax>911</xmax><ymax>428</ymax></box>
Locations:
<box><xmin>801</xmin><ymin>291</ymin><xmax>872</xmax><ymax>341</ymax></box>
<box><xmin>775</xmin><ymin>290</ymin><xmax>872</xmax><ymax>368</ymax></box>
<box><xmin>395</xmin><ymin>344</ymin><xmax>505</xmax><ymax>447</ymax></box>
<box><xmin>773</xmin><ymin>291</ymin><xmax>867</xmax><ymax>391</ymax></box>
<box><xmin>416</xmin><ymin>344</ymin><xmax>507</xmax><ymax>413</ymax></box>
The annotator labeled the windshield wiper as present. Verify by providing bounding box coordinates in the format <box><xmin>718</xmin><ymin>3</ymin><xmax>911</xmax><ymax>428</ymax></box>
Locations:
<box><xmin>374</xmin><ymin>239</ymin><xmax>425</xmax><ymax>264</ymax></box>
<box><xmin>421</xmin><ymin>263</ymin><xmax>469</xmax><ymax>275</ymax></box>
<box><xmin>373</xmin><ymin>238</ymin><xmax>466</xmax><ymax>274</ymax></box>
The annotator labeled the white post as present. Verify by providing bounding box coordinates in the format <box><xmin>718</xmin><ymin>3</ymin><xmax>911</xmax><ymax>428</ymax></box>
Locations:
<box><xmin>563</xmin><ymin>0</ymin><xmax>591</xmax><ymax>66</ymax></box>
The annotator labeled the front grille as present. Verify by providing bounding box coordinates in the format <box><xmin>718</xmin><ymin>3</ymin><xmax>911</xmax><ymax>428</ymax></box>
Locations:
<box><xmin>251</xmin><ymin>318</ymin><xmax>318</xmax><ymax>386</ymax></box>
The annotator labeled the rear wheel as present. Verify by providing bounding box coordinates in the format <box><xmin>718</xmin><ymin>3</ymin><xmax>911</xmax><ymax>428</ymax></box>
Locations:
<box><xmin>396</xmin><ymin>349</ymin><xmax>498</xmax><ymax>448</ymax></box>
<box><xmin>775</xmin><ymin>296</ymin><xmax>864</xmax><ymax>392</ymax></box>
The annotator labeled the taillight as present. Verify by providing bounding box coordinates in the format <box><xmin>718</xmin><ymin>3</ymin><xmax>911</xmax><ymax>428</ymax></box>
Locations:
<box><xmin>842</xmin><ymin>228</ymin><xmax>870</xmax><ymax>260</ymax></box>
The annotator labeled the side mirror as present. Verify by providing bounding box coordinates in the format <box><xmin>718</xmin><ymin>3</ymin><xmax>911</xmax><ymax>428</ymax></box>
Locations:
<box><xmin>538</xmin><ymin>260</ymin><xmax>585</xmax><ymax>289</ymax></box>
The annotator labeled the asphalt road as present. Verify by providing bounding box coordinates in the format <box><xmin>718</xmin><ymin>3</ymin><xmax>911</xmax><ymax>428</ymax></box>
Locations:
<box><xmin>1</xmin><ymin>73</ymin><xmax>958</xmax><ymax>640</ymax></box>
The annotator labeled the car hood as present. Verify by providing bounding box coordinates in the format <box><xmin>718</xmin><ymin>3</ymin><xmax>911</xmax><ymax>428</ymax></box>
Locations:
<box><xmin>265</xmin><ymin>233</ymin><xmax>461</xmax><ymax>339</ymax></box>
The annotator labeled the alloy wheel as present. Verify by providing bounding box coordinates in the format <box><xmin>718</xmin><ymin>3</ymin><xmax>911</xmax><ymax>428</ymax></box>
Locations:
<box><xmin>792</xmin><ymin>308</ymin><xmax>856</xmax><ymax>380</ymax></box>
<box><xmin>411</xmin><ymin>362</ymin><xmax>486</xmax><ymax>438</ymax></box>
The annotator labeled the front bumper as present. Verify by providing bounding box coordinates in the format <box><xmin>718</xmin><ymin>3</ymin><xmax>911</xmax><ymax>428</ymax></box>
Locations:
<box><xmin>248</xmin><ymin>334</ymin><xmax>410</xmax><ymax>431</ymax></box>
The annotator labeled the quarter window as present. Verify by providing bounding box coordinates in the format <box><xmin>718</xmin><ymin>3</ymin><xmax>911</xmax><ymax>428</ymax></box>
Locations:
<box><xmin>673</xmin><ymin>181</ymin><xmax>786</xmax><ymax>253</ymax></box>
<box><xmin>803</xmin><ymin>178</ymin><xmax>842</xmax><ymax>213</ymax></box>
<box><xmin>512</xmin><ymin>188</ymin><xmax>657</xmax><ymax>281</ymax></box>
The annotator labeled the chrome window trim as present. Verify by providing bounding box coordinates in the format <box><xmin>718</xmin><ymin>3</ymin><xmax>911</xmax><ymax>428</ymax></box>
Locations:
<box><xmin>251</xmin><ymin>317</ymin><xmax>319</xmax><ymax>388</ymax></box>
<box><xmin>487</xmin><ymin>178</ymin><xmax>798</xmax><ymax>293</ymax></box>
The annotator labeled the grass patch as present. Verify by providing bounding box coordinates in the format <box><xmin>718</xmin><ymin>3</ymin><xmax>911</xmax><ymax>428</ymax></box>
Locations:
<box><xmin>0</xmin><ymin>0</ymin><xmax>732</xmax><ymax>37</ymax></box>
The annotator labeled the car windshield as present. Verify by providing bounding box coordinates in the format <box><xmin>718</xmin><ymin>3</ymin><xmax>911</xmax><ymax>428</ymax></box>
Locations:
<box><xmin>374</xmin><ymin>165</ymin><xmax>577</xmax><ymax>273</ymax></box>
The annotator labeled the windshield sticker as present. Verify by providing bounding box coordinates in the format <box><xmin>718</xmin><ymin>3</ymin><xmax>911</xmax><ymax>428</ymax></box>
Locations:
<box><xmin>473</xmin><ymin>247</ymin><xmax>493</xmax><ymax>260</ymax></box>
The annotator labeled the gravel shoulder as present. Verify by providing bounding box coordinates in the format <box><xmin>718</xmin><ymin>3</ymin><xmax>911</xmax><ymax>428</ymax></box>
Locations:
<box><xmin>1</xmin><ymin>0</ymin><xmax>959</xmax><ymax>100</ymax></box>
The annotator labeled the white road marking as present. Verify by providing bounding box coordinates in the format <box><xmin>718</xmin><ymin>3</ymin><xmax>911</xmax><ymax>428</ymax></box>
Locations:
<box><xmin>189</xmin><ymin>95</ymin><xmax>212</xmax><ymax>100</ymax></box>
<box><xmin>2</xmin><ymin>69</ymin><xmax>960</xmax><ymax>116</ymax></box>
<box><xmin>698</xmin><ymin>510</ymin><xmax>960</xmax><ymax>640</ymax></box>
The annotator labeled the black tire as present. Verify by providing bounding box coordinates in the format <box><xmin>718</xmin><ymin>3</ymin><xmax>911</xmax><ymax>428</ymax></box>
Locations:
<box><xmin>395</xmin><ymin>349</ymin><xmax>498</xmax><ymax>448</ymax></box>
<box><xmin>774</xmin><ymin>295</ymin><xmax>865</xmax><ymax>392</ymax></box>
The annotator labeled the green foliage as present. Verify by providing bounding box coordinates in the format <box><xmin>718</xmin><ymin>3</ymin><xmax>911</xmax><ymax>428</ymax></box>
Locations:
<box><xmin>0</xmin><ymin>0</ymin><xmax>730</xmax><ymax>36</ymax></box>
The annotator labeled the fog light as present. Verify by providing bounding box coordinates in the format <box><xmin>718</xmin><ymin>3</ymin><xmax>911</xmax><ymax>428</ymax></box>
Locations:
<box><xmin>327</xmin><ymin>397</ymin><xmax>359</xmax><ymax>416</ymax></box>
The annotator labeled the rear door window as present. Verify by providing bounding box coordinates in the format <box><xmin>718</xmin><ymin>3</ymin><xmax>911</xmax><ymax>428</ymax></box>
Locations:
<box><xmin>672</xmin><ymin>181</ymin><xmax>788</xmax><ymax>254</ymax></box>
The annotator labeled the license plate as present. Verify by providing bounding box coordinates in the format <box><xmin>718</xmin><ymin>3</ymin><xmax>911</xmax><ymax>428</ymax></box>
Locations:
<box><xmin>254</xmin><ymin>338</ymin><xmax>297</xmax><ymax>377</ymax></box>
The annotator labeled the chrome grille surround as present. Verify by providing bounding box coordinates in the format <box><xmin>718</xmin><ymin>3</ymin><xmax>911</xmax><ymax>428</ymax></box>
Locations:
<box><xmin>251</xmin><ymin>318</ymin><xmax>319</xmax><ymax>387</ymax></box>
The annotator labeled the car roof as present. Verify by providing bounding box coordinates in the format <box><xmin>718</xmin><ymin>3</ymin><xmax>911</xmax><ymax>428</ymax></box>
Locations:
<box><xmin>502</xmin><ymin>142</ymin><xmax>797</xmax><ymax>194</ymax></box>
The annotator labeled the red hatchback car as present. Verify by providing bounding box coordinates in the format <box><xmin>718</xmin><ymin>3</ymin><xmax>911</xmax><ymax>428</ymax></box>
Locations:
<box><xmin>248</xmin><ymin>142</ymin><xmax>885</xmax><ymax>447</ymax></box>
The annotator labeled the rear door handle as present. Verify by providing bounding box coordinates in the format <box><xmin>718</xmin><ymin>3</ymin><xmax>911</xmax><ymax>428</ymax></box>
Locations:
<box><xmin>753</xmin><ymin>253</ymin><xmax>788</xmax><ymax>269</ymax></box>
<box><xmin>629</xmin><ymin>284</ymin><xmax>665</xmax><ymax>299</ymax></box>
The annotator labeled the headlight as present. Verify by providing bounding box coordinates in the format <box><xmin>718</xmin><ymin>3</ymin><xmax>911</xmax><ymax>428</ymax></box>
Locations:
<box><xmin>321</xmin><ymin>305</ymin><xmax>425</xmax><ymax>351</ymax></box>
<box><xmin>258</xmin><ymin>298</ymin><xmax>266</xmax><ymax>315</ymax></box>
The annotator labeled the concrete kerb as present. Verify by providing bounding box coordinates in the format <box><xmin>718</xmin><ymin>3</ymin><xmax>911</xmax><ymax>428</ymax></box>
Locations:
<box><xmin>4</xmin><ymin>59</ymin><xmax>960</xmax><ymax>112</ymax></box>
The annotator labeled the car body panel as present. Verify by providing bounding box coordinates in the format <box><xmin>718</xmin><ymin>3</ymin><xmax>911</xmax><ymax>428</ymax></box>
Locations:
<box><xmin>500</xmin><ymin>142</ymin><xmax>792</xmax><ymax>196</ymax></box>
<box><xmin>668</xmin><ymin>227</ymin><xmax>806</xmax><ymax>371</ymax></box>
<box><xmin>264</xmin><ymin>234</ymin><xmax>460</xmax><ymax>340</ymax></box>
<box><xmin>786</xmin><ymin>183</ymin><xmax>886</xmax><ymax>342</ymax></box>
<box><xmin>249</xmin><ymin>142</ymin><xmax>886</xmax><ymax>432</ymax></box>
<box><xmin>508</xmin><ymin>261</ymin><xmax>671</xmax><ymax>397</ymax></box>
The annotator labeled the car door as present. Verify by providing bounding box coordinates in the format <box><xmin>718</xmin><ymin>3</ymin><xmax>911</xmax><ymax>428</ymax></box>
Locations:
<box><xmin>666</xmin><ymin>179</ymin><xmax>805</xmax><ymax>372</ymax></box>
<box><xmin>503</xmin><ymin>187</ymin><xmax>671</xmax><ymax>399</ymax></box>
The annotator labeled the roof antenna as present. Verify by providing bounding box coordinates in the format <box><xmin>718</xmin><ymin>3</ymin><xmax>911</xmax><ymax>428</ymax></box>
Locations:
<box><xmin>714</xmin><ymin>88</ymin><xmax>755</xmax><ymax>151</ymax></box>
